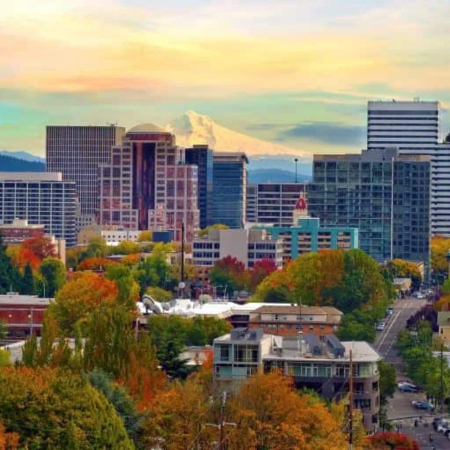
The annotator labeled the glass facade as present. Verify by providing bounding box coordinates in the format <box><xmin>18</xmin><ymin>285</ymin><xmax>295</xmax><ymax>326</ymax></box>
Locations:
<box><xmin>309</xmin><ymin>148</ymin><xmax>430</xmax><ymax>273</ymax></box>
<box><xmin>212</xmin><ymin>153</ymin><xmax>248</xmax><ymax>228</ymax></box>
<box><xmin>185</xmin><ymin>145</ymin><xmax>213</xmax><ymax>229</ymax></box>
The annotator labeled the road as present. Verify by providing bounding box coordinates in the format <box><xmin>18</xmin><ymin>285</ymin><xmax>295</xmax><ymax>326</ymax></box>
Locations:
<box><xmin>374</xmin><ymin>297</ymin><xmax>449</xmax><ymax>449</ymax></box>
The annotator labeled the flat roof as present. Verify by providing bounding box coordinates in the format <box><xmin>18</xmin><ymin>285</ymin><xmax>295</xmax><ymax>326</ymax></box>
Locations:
<box><xmin>0</xmin><ymin>295</ymin><xmax>52</xmax><ymax>306</ymax></box>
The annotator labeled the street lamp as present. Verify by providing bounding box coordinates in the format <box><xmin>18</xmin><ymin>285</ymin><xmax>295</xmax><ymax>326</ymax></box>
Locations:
<box><xmin>440</xmin><ymin>337</ymin><xmax>447</xmax><ymax>414</ymax></box>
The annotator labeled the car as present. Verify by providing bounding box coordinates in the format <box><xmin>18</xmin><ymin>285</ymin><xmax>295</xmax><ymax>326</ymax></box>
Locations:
<box><xmin>376</xmin><ymin>321</ymin><xmax>386</xmax><ymax>331</ymax></box>
<box><xmin>398</xmin><ymin>382</ymin><xmax>419</xmax><ymax>392</ymax></box>
<box><xmin>437</xmin><ymin>421</ymin><xmax>450</xmax><ymax>433</ymax></box>
<box><xmin>412</xmin><ymin>400</ymin><xmax>435</xmax><ymax>410</ymax></box>
<box><xmin>433</xmin><ymin>417</ymin><xmax>446</xmax><ymax>430</ymax></box>
<box><xmin>387</xmin><ymin>307</ymin><xmax>394</xmax><ymax>316</ymax></box>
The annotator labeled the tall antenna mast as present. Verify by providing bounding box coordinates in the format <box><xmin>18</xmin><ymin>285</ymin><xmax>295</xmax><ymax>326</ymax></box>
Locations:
<box><xmin>349</xmin><ymin>349</ymin><xmax>354</xmax><ymax>450</ymax></box>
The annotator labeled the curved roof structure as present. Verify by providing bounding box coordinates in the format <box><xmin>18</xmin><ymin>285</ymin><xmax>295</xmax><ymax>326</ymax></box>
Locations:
<box><xmin>127</xmin><ymin>123</ymin><xmax>169</xmax><ymax>134</ymax></box>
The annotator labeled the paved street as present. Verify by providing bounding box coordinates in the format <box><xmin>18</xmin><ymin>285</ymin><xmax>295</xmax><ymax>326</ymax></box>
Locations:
<box><xmin>374</xmin><ymin>298</ymin><xmax>449</xmax><ymax>449</ymax></box>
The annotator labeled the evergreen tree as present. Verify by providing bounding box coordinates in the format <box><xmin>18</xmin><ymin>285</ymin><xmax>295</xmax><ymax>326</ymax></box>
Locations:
<box><xmin>0</xmin><ymin>234</ymin><xmax>21</xmax><ymax>294</ymax></box>
<box><xmin>40</xmin><ymin>257</ymin><xmax>66</xmax><ymax>297</ymax></box>
<box><xmin>21</xmin><ymin>262</ymin><xmax>35</xmax><ymax>295</ymax></box>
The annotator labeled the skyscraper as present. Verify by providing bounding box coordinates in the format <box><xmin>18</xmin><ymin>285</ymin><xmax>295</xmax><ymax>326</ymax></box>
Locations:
<box><xmin>0</xmin><ymin>172</ymin><xmax>77</xmax><ymax>247</ymax></box>
<box><xmin>308</xmin><ymin>148</ymin><xmax>431</xmax><ymax>273</ymax></box>
<box><xmin>46</xmin><ymin>125</ymin><xmax>125</xmax><ymax>219</ymax></box>
<box><xmin>185</xmin><ymin>145</ymin><xmax>213</xmax><ymax>229</ymax></box>
<box><xmin>99</xmin><ymin>123</ymin><xmax>199</xmax><ymax>242</ymax></box>
<box><xmin>246</xmin><ymin>182</ymin><xmax>308</xmax><ymax>226</ymax></box>
<box><xmin>367</xmin><ymin>100</ymin><xmax>450</xmax><ymax>236</ymax></box>
<box><xmin>212</xmin><ymin>152</ymin><xmax>248</xmax><ymax>228</ymax></box>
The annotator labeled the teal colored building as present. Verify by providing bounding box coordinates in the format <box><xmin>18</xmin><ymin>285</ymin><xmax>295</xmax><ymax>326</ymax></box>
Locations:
<box><xmin>258</xmin><ymin>216</ymin><xmax>359</xmax><ymax>262</ymax></box>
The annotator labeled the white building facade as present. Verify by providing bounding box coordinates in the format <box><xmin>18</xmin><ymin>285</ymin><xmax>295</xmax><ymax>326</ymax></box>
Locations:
<box><xmin>367</xmin><ymin>99</ymin><xmax>450</xmax><ymax>236</ymax></box>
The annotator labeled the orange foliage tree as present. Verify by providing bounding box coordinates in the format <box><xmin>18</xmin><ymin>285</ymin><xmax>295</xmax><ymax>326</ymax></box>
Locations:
<box><xmin>47</xmin><ymin>272</ymin><xmax>119</xmax><ymax>334</ymax></box>
<box><xmin>21</xmin><ymin>236</ymin><xmax>57</xmax><ymax>260</ymax></box>
<box><xmin>368</xmin><ymin>431</ymin><xmax>419</xmax><ymax>449</ymax></box>
<box><xmin>0</xmin><ymin>422</ymin><xmax>19</xmax><ymax>450</ymax></box>
<box><xmin>225</xmin><ymin>371</ymin><xmax>348</xmax><ymax>450</ymax></box>
<box><xmin>78</xmin><ymin>257</ymin><xmax>117</xmax><ymax>271</ymax></box>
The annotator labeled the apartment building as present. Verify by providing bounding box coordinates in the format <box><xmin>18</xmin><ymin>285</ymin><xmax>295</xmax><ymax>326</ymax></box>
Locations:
<box><xmin>246</xmin><ymin>182</ymin><xmax>308</xmax><ymax>226</ymax></box>
<box><xmin>248</xmin><ymin>305</ymin><xmax>342</xmax><ymax>338</ymax></box>
<box><xmin>0</xmin><ymin>172</ymin><xmax>77</xmax><ymax>247</ymax></box>
<box><xmin>213</xmin><ymin>328</ymin><xmax>381</xmax><ymax>431</ymax></box>
<box><xmin>308</xmin><ymin>148</ymin><xmax>431</xmax><ymax>275</ymax></box>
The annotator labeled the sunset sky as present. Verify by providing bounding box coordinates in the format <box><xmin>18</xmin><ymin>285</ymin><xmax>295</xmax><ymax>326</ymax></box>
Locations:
<box><xmin>2</xmin><ymin>0</ymin><xmax>450</xmax><ymax>157</ymax></box>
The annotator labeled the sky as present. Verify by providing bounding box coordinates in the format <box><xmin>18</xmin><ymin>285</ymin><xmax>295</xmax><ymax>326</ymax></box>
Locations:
<box><xmin>2</xmin><ymin>0</ymin><xmax>450</xmax><ymax>157</ymax></box>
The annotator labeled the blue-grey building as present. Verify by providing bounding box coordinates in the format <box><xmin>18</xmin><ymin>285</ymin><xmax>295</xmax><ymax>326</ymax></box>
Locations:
<box><xmin>212</xmin><ymin>152</ymin><xmax>248</xmax><ymax>228</ymax></box>
<box><xmin>258</xmin><ymin>209</ymin><xmax>358</xmax><ymax>263</ymax></box>
<box><xmin>185</xmin><ymin>145</ymin><xmax>213</xmax><ymax>229</ymax></box>
<box><xmin>308</xmin><ymin>148</ymin><xmax>431</xmax><ymax>275</ymax></box>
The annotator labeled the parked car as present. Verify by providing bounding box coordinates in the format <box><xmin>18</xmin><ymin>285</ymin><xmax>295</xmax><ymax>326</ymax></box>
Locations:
<box><xmin>398</xmin><ymin>382</ymin><xmax>419</xmax><ymax>392</ymax></box>
<box><xmin>387</xmin><ymin>307</ymin><xmax>394</xmax><ymax>316</ymax></box>
<box><xmin>433</xmin><ymin>417</ymin><xmax>446</xmax><ymax>430</ymax></box>
<box><xmin>437</xmin><ymin>421</ymin><xmax>450</xmax><ymax>433</ymax></box>
<box><xmin>412</xmin><ymin>400</ymin><xmax>434</xmax><ymax>410</ymax></box>
<box><xmin>376</xmin><ymin>321</ymin><xmax>386</xmax><ymax>331</ymax></box>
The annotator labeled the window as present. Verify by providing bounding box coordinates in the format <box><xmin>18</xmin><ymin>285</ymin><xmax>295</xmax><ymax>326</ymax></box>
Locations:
<box><xmin>234</xmin><ymin>345</ymin><xmax>259</xmax><ymax>363</ymax></box>
<box><xmin>220</xmin><ymin>345</ymin><xmax>230</xmax><ymax>362</ymax></box>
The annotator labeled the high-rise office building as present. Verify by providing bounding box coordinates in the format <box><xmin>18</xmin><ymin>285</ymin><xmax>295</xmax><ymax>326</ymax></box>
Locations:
<box><xmin>246</xmin><ymin>182</ymin><xmax>308</xmax><ymax>226</ymax></box>
<box><xmin>367</xmin><ymin>100</ymin><xmax>440</xmax><ymax>152</ymax></box>
<box><xmin>99</xmin><ymin>123</ymin><xmax>199</xmax><ymax>242</ymax></box>
<box><xmin>308</xmin><ymin>148</ymin><xmax>431</xmax><ymax>273</ymax></box>
<box><xmin>367</xmin><ymin>100</ymin><xmax>450</xmax><ymax>236</ymax></box>
<box><xmin>185</xmin><ymin>145</ymin><xmax>213</xmax><ymax>229</ymax></box>
<box><xmin>0</xmin><ymin>172</ymin><xmax>77</xmax><ymax>247</ymax></box>
<box><xmin>212</xmin><ymin>152</ymin><xmax>248</xmax><ymax>228</ymax></box>
<box><xmin>46</xmin><ymin>125</ymin><xmax>126</xmax><ymax>219</ymax></box>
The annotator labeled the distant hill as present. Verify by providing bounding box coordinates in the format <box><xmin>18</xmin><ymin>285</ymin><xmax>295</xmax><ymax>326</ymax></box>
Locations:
<box><xmin>0</xmin><ymin>154</ymin><xmax>46</xmax><ymax>172</ymax></box>
<box><xmin>0</xmin><ymin>150</ymin><xmax>45</xmax><ymax>163</ymax></box>
<box><xmin>248</xmin><ymin>168</ymin><xmax>311</xmax><ymax>184</ymax></box>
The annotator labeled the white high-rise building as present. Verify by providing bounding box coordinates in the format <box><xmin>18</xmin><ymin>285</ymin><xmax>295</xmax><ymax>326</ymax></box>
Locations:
<box><xmin>367</xmin><ymin>100</ymin><xmax>450</xmax><ymax>236</ymax></box>
<box><xmin>367</xmin><ymin>100</ymin><xmax>440</xmax><ymax>152</ymax></box>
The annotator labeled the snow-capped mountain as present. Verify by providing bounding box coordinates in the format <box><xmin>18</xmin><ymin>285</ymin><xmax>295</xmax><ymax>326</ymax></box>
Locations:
<box><xmin>166</xmin><ymin>110</ymin><xmax>308</xmax><ymax>158</ymax></box>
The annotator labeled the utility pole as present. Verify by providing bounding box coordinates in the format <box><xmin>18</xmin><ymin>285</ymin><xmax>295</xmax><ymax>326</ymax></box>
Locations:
<box><xmin>441</xmin><ymin>342</ymin><xmax>444</xmax><ymax>414</ymax></box>
<box><xmin>294</xmin><ymin>158</ymin><xmax>298</xmax><ymax>183</ymax></box>
<box><xmin>349</xmin><ymin>349</ymin><xmax>353</xmax><ymax>450</ymax></box>
<box><xmin>181</xmin><ymin>222</ymin><xmax>185</xmax><ymax>283</ymax></box>
<box><xmin>206</xmin><ymin>392</ymin><xmax>236</xmax><ymax>450</ymax></box>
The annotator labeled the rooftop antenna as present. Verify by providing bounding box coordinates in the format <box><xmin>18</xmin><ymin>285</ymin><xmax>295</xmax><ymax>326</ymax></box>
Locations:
<box><xmin>107</xmin><ymin>121</ymin><xmax>118</xmax><ymax>127</ymax></box>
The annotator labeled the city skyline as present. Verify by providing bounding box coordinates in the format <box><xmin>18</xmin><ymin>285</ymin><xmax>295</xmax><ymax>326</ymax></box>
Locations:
<box><xmin>2</xmin><ymin>0</ymin><xmax>450</xmax><ymax>156</ymax></box>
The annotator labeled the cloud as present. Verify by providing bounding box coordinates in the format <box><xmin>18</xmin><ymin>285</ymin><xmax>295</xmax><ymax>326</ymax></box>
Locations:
<box><xmin>278</xmin><ymin>122</ymin><xmax>366</xmax><ymax>146</ymax></box>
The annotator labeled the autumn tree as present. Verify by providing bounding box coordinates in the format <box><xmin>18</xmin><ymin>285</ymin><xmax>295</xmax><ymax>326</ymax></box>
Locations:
<box><xmin>142</xmin><ymin>377</ymin><xmax>216</xmax><ymax>450</ymax></box>
<box><xmin>39</xmin><ymin>257</ymin><xmax>66</xmax><ymax>297</ymax></box>
<box><xmin>197</xmin><ymin>223</ymin><xmax>229</xmax><ymax>237</ymax></box>
<box><xmin>431</xmin><ymin>235</ymin><xmax>450</xmax><ymax>278</ymax></box>
<box><xmin>0</xmin><ymin>367</ymin><xmax>134</xmax><ymax>449</ymax></box>
<box><xmin>47</xmin><ymin>272</ymin><xmax>118</xmax><ymax>335</ymax></box>
<box><xmin>385</xmin><ymin>259</ymin><xmax>422</xmax><ymax>290</ymax></box>
<box><xmin>145</xmin><ymin>286</ymin><xmax>173</xmax><ymax>302</ymax></box>
<box><xmin>368</xmin><ymin>431</ymin><xmax>419</xmax><ymax>449</ymax></box>
<box><xmin>226</xmin><ymin>371</ymin><xmax>348</xmax><ymax>450</ymax></box>
<box><xmin>0</xmin><ymin>422</ymin><xmax>19</xmax><ymax>450</ymax></box>
<box><xmin>83</xmin><ymin>236</ymin><xmax>109</xmax><ymax>258</ymax></box>
<box><xmin>112</xmin><ymin>240</ymin><xmax>141</xmax><ymax>255</ymax></box>
<box><xmin>21</xmin><ymin>236</ymin><xmax>57</xmax><ymax>260</ymax></box>
<box><xmin>249</xmin><ymin>258</ymin><xmax>277</xmax><ymax>291</ymax></box>
<box><xmin>138</xmin><ymin>230</ymin><xmax>153</xmax><ymax>242</ymax></box>
<box><xmin>78</xmin><ymin>256</ymin><xmax>117</xmax><ymax>271</ymax></box>
<box><xmin>209</xmin><ymin>256</ymin><xmax>249</xmax><ymax>294</ymax></box>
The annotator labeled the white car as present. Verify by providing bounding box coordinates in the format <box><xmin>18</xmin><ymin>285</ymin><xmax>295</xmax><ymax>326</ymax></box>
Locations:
<box><xmin>376</xmin><ymin>321</ymin><xmax>386</xmax><ymax>331</ymax></box>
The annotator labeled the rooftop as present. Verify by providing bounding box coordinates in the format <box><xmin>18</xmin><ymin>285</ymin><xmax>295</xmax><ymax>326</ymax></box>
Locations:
<box><xmin>0</xmin><ymin>172</ymin><xmax>64</xmax><ymax>182</ymax></box>
<box><xmin>253</xmin><ymin>305</ymin><xmax>342</xmax><ymax>316</ymax></box>
<box><xmin>0</xmin><ymin>294</ymin><xmax>52</xmax><ymax>306</ymax></box>
<box><xmin>126</xmin><ymin>123</ymin><xmax>170</xmax><ymax>134</ymax></box>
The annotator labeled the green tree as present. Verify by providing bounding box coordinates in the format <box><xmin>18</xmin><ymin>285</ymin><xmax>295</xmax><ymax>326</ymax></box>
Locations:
<box><xmin>209</xmin><ymin>256</ymin><xmax>248</xmax><ymax>294</ymax></box>
<box><xmin>39</xmin><ymin>257</ymin><xmax>66</xmax><ymax>297</ymax></box>
<box><xmin>185</xmin><ymin>316</ymin><xmax>232</xmax><ymax>346</ymax></box>
<box><xmin>21</xmin><ymin>262</ymin><xmax>35</xmax><ymax>295</ymax></box>
<box><xmin>197</xmin><ymin>223</ymin><xmax>229</xmax><ymax>237</ymax></box>
<box><xmin>0</xmin><ymin>349</ymin><xmax>10</xmax><ymax>367</ymax></box>
<box><xmin>0</xmin><ymin>234</ymin><xmax>21</xmax><ymax>294</ymax></box>
<box><xmin>0</xmin><ymin>366</ymin><xmax>134</xmax><ymax>449</ymax></box>
<box><xmin>112</xmin><ymin>240</ymin><xmax>141</xmax><ymax>255</ymax></box>
<box><xmin>136</xmin><ymin>252</ymin><xmax>173</xmax><ymax>295</ymax></box>
<box><xmin>84</xmin><ymin>236</ymin><xmax>109</xmax><ymax>258</ymax></box>
<box><xmin>336</xmin><ymin>310</ymin><xmax>376</xmax><ymax>342</ymax></box>
<box><xmin>145</xmin><ymin>286</ymin><xmax>173</xmax><ymax>302</ymax></box>
<box><xmin>105</xmin><ymin>264</ymin><xmax>139</xmax><ymax>309</ymax></box>
<box><xmin>89</xmin><ymin>369</ymin><xmax>143</xmax><ymax>447</ymax></box>
<box><xmin>378</xmin><ymin>360</ymin><xmax>397</xmax><ymax>405</ymax></box>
